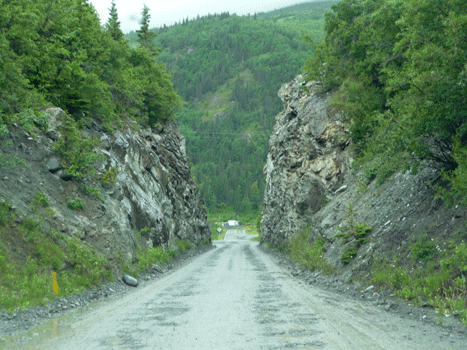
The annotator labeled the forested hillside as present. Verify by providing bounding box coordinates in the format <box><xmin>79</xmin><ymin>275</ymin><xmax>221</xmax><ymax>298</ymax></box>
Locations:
<box><xmin>126</xmin><ymin>1</ymin><xmax>340</xmax><ymax>220</ymax></box>
<box><xmin>0</xmin><ymin>0</ymin><xmax>181</xmax><ymax>137</ymax></box>
<box><xmin>303</xmin><ymin>0</ymin><xmax>467</xmax><ymax>203</ymax></box>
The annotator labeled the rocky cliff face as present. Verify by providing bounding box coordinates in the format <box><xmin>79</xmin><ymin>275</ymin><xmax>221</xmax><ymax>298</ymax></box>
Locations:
<box><xmin>261</xmin><ymin>75</ymin><xmax>352</xmax><ymax>246</ymax></box>
<box><xmin>0</xmin><ymin>109</ymin><xmax>210</xmax><ymax>263</ymax></box>
<box><xmin>261</xmin><ymin>76</ymin><xmax>465</xmax><ymax>277</ymax></box>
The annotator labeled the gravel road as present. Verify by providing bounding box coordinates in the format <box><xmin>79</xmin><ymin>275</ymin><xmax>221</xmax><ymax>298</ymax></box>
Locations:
<box><xmin>3</xmin><ymin>229</ymin><xmax>466</xmax><ymax>349</ymax></box>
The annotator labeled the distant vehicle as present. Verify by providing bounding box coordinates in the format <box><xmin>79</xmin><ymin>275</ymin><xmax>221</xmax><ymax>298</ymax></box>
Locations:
<box><xmin>227</xmin><ymin>220</ymin><xmax>239</xmax><ymax>227</ymax></box>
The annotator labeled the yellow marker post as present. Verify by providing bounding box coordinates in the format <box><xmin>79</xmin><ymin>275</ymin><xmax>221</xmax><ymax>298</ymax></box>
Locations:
<box><xmin>52</xmin><ymin>271</ymin><xmax>58</xmax><ymax>295</ymax></box>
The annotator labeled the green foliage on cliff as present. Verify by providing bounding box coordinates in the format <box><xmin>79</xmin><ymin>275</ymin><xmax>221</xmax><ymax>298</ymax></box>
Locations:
<box><xmin>53</xmin><ymin>116</ymin><xmax>102</xmax><ymax>180</ymax></box>
<box><xmin>125</xmin><ymin>2</ymin><xmax>338</xmax><ymax>215</ymax></box>
<box><xmin>0</xmin><ymin>0</ymin><xmax>181</xmax><ymax>130</ymax></box>
<box><xmin>303</xmin><ymin>0</ymin><xmax>467</xmax><ymax>200</ymax></box>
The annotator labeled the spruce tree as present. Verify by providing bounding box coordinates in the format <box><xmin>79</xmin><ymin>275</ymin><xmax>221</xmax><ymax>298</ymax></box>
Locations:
<box><xmin>137</xmin><ymin>5</ymin><xmax>156</xmax><ymax>51</ymax></box>
<box><xmin>106</xmin><ymin>0</ymin><xmax>123</xmax><ymax>41</ymax></box>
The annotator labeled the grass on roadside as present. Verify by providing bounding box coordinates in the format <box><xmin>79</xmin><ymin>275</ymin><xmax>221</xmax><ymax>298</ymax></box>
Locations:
<box><xmin>246</xmin><ymin>225</ymin><xmax>261</xmax><ymax>241</ymax></box>
<box><xmin>368</xmin><ymin>237</ymin><xmax>467</xmax><ymax>325</ymax></box>
<box><xmin>211</xmin><ymin>232</ymin><xmax>225</xmax><ymax>241</ymax></box>
<box><xmin>209</xmin><ymin>221</ymin><xmax>226</xmax><ymax>241</ymax></box>
<box><xmin>0</xmin><ymin>196</ymin><xmax>199</xmax><ymax>314</ymax></box>
<box><xmin>285</xmin><ymin>223</ymin><xmax>334</xmax><ymax>274</ymax></box>
<box><xmin>0</xmin><ymin>199</ymin><xmax>113</xmax><ymax>313</ymax></box>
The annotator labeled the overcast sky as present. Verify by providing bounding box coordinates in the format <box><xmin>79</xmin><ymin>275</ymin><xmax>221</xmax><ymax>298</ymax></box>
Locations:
<box><xmin>88</xmin><ymin>0</ymin><xmax>312</xmax><ymax>33</ymax></box>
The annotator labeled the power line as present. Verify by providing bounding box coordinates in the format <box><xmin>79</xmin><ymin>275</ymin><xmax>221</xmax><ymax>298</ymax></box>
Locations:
<box><xmin>178</xmin><ymin>129</ymin><xmax>269</xmax><ymax>139</ymax></box>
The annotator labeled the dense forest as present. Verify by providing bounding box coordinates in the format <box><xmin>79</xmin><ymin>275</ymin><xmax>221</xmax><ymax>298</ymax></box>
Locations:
<box><xmin>304</xmin><ymin>0</ymin><xmax>467</xmax><ymax>204</ymax></box>
<box><xmin>0</xmin><ymin>0</ymin><xmax>181</xmax><ymax>140</ymax></box>
<box><xmin>126</xmin><ymin>1</ymin><xmax>340</xmax><ymax>220</ymax></box>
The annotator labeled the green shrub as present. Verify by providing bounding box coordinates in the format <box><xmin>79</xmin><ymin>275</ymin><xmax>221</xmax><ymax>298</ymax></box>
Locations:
<box><xmin>53</xmin><ymin>116</ymin><xmax>102</xmax><ymax>180</ymax></box>
<box><xmin>81</xmin><ymin>184</ymin><xmax>103</xmax><ymax>202</ymax></box>
<box><xmin>211</xmin><ymin>222</ymin><xmax>226</xmax><ymax>241</ymax></box>
<box><xmin>136</xmin><ymin>246</ymin><xmax>172</xmax><ymax>272</ymax></box>
<box><xmin>335</xmin><ymin>204</ymin><xmax>371</xmax><ymax>264</ymax></box>
<box><xmin>101</xmin><ymin>167</ymin><xmax>119</xmax><ymax>184</ymax></box>
<box><xmin>341</xmin><ymin>248</ymin><xmax>358</xmax><ymax>265</ymax></box>
<box><xmin>66</xmin><ymin>198</ymin><xmax>85</xmax><ymax>211</ymax></box>
<box><xmin>0</xmin><ymin>200</ymin><xmax>13</xmax><ymax>226</ymax></box>
<box><xmin>250</xmin><ymin>231</ymin><xmax>261</xmax><ymax>242</ymax></box>
<box><xmin>211</xmin><ymin>232</ymin><xmax>224</xmax><ymax>241</ymax></box>
<box><xmin>32</xmin><ymin>192</ymin><xmax>49</xmax><ymax>210</ymax></box>
<box><xmin>336</xmin><ymin>204</ymin><xmax>372</xmax><ymax>243</ymax></box>
<box><xmin>441</xmin><ymin>242</ymin><xmax>467</xmax><ymax>273</ymax></box>
<box><xmin>14</xmin><ymin>109</ymin><xmax>49</xmax><ymax>134</ymax></box>
<box><xmin>411</xmin><ymin>238</ymin><xmax>437</xmax><ymax>262</ymax></box>
<box><xmin>176</xmin><ymin>239</ymin><xmax>192</xmax><ymax>253</ymax></box>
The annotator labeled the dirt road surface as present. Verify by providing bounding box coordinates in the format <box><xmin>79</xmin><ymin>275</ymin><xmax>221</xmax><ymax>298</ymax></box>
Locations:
<box><xmin>4</xmin><ymin>229</ymin><xmax>466</xmax><ymax>349</ymax></box>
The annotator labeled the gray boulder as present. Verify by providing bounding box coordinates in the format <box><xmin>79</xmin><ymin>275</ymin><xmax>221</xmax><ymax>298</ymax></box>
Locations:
<box><xmin>47</xmin><ymin>157</ymin><xmax>62</xmax><ymax>173</ymax></box>
<box><xmin>122</xmin><ymin>275</ymin><xmax>138</xmax><ymax>287</ymax></box>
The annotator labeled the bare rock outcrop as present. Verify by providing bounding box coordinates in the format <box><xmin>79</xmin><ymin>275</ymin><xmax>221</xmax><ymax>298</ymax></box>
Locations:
<box><xmin>261</xmin><ymin>75</ymin><xmax>352</xmax><ymax>246</ymax></box>
<box><xmin>0</xmin><ymin>112</ymin><xmax>210</xmax><ymax>264</ymax></box>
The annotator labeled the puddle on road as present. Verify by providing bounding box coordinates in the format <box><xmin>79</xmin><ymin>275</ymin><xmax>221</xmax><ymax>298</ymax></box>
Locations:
<box><xmin>0</xmin><ymin>301</ymin><xmax>104</xmax><ymax>349</ymax></box>
<box><xmin>1</xmin><ymin>314</ymin><xmax>74</xmax><ymax>349</ymax></box>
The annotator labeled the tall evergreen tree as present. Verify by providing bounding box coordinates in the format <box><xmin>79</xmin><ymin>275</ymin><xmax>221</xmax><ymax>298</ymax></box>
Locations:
<box><xmin>106</xmin><ymin>0</ymin><xmax>123</xmax><ymax>41</ymax></box>
<box><xmin>137</xmin><ymin>5</ymin><xmax>156</xmax><ymax>51</ymax></box>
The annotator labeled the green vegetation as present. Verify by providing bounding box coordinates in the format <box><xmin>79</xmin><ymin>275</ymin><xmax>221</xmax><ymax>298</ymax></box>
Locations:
<box><xmin>0</xmin><ymin>0</ymin><xmax>181</xmax><ymax>133</ymax></box>
<box><xmin>134</xmin><ymin>239</ymin><xmax>194</xmax><ymax>274</ymax></box>
<box><xmin>80</xmin><ymin>184</ymin><xmax>104</xmax><ymax>203</ymax></box>
<box><xmin>0</xmin><ymin>199</ymin><xmax>113</xmax><ymax>313</ymax></box>
<box><xmin>176</xmin><ymin>239</ymin><xmax>193</xmax><ymax>253</ymax></box>
<box><xmin>257</xmin><ymin>1</ymin><xmax>340</xmax><ymax>37</ymax></box>
<box><xmin>286</xmin><ymin>223</ymin><xmax>334</xmax><ymax>274</ymax></box>
<box><xmin>341</xmin><ymin>248</ymin><xmax>358</xmax><ymax>265</ymax></box>
<box><xmin>336</xmin><ymin>204</ymin><xmax>372</xmax><ymax>244</ymax></box>
<box><xmin>66</xmin><ymin>198</ymin><xmax>85</xmax><ymax>211</ymax></box>
<box><xmin>370</xmin><ymin>239</ymin><xmax>467</xmax><ymax>325</ymax></box>
<box><xmin>53</xmin><ymin>116</ymin><xmax>102</xmax><ymax>180</ymax></box>
<box><xmin>101</xmin><ymin>167</ymin><xmax>119</xmax><ymax>185</ymax></box>
<box><xmin>125</xmin><ymin>2</ymin><xmax>338</xmax><ymax>217</ymax></box>
<box><xmin>250</xmin><ymin>234</ymin><xmax>261</xmax><ymax>242</ymax></box>
<box><xmin>334</xmin><ymin>204</ymin><xmax>372</xmax><ymax>264</ymax></box>
<box><xmin>247</xmin><ymin>213</ymin><xmax>262</xmax><ymax>242</ymax></box>
<box><xmin>135</xmin><ymin>247</ymin><xmax>173</xmax><ymax>273</ymax></box>
<box><xmin>211</xmin><ymin>232</ymin><xmax>225</xmax><ymax>241</ymax></box>
<box><xmin>0</xmin><ymin>197</ymin><xmax>202</xmax><ymax>312</ymax></box>
<box><xmin>0</xmin><ymin>0</ymin><xmax>184</xmax><ymax>218</ymax></box>
<box><xmin>210</xmin><ymin>222</ymin><xmax>226</xmax><ymax>241</ymax></box>
<box><xmin>32</xmin><ymin>192</ymin><xmax>50</xmax><ymax>210</ymax></box>
<box><xmin>303</xmin><ymin>0</ymin><xmax>467</xmax><ymax>201</ymax></box>
<box><xmin>301</xmin><ymin>0</ymin><xmax>467</xmax><ymax>325</ymax></box>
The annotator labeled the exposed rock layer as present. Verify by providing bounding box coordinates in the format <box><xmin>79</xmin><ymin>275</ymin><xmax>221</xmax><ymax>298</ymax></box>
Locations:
<box><xmin>0</xmin><ymin>112</ymin><xmax>210</xmax><ymax>263</ymax></box>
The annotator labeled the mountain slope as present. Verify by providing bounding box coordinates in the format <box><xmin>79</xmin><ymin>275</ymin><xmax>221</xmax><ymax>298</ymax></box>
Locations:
<box><xmin>126</xmin><ymin>1</ymin><xmax>340</xmax><ymax>219</ymax></box>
